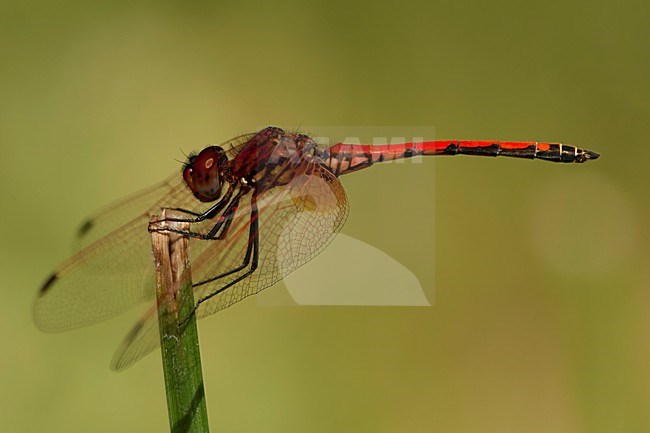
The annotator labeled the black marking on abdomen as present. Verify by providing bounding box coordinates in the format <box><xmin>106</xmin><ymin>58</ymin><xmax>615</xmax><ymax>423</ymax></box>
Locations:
<box><xmin>535</xmin><ymin>144</ymin><xmax>562</xmax><ymax>162</ymax></box>
<box><xmin>560</xmin><ymin>145</ymin><xmax>576</xmax><ymax>162</ymax></box>
<box><xmin>498</xmin><ymin>144</ymin><xmax>537</xmax><ymax>159</ymax></box>
<box><xmin>404</xmin><ymin>147</ymin><xmax>417</xmax><ymax>158</ymax></box>
<box><xmin>460</xmin><ymin>143</ymin><xmax>501</xmax><ymax>157</ymax></box>
<box><xmin>445</xmin><ymin>143</ymin><xmax>460</xmax><ymax>154</ymax></box>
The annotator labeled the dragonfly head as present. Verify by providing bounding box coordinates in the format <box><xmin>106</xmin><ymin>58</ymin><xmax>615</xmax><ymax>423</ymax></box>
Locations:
<box><xmin>183</xmin><ymin>146</ymin><xmax>228</xmax><ymax>202</ymax></box>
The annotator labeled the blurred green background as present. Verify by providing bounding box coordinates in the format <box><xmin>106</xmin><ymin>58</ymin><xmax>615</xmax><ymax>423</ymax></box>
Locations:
<box><xmin>1</xmin><ymin>0</ymin><xmax>649</xmax><ymax>432</ymax></box>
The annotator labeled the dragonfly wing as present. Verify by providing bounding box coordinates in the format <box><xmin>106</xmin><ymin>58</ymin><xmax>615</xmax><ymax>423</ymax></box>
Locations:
<box><xmin>36</xmin><ymin>133</ymin><xmax>268</xmax><ymax>364</ymax></box>
<box><xmin>108</xmin><ymin>164</ymin><xmax>349</xmax><ymax>370</ymax></box>
<box><xmin>110</xmin><ymin>303</ymin><xmax>160</xmax><ymax>371</ymax></box>
<box><xmin>34</xmin><ymin>135</ymin><xmax>261</xmax><ymax>333</ymax></box>
<box><xmin>33</xmin><ymin>178</ymin><xmax>203</xmax><ymax>332</ymax></box>
<box><xmin>74</xmin><ymin>131</ymin><xmax>255</xmax><ymax>251</ymax></box>
<box><xmin>192</xmin><ymin>164</ymin><xmax>349</xmax><ymax>318</ymax></box>
<box><xmin>74</xmin><ymin>174</ymin><xmax>183</xmax><ymax>251</ymax></box>
<box><xmin>221</xmin><ymin>133</ymin><xmax>256</xmax><ymax>159</ymax></box>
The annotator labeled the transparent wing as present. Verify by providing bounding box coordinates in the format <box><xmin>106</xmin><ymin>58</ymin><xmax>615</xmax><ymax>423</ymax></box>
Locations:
<box><xmin>110</xmin><ymin>164</ymin><xmax>349</xmax><ymax>370</ymax></box>
<box><xmin>75</xmin><ymin>133</ymin><xmax>255</xmax><ymax>251</ymax></box>
<box><xmin>194</xmin><ymin>165</ymin><xmax>349</xmax><ymax>316</ymax></box>
<box><xmin>73</xmin><ymin>174</ymin><xmax>183</xmax><ymax>251</ymax></box>
<box><xmin>33</xmin><ymin>178</ymin><xmax>199</xmax><ymax>331</ymax></box>
<box><xmin>34</xmin><ymin>135</ymin><xmax>257</xmax><ymax>333</ymax></box>
<box><xmin>221</xmin><ymin>133</ymin><xmax>256</xmax><ymax>158</ymax></box>
<box><xmin>110</xmin><ymin>304</ymin><xmax>160</xmax><ymax>371</ymax></box>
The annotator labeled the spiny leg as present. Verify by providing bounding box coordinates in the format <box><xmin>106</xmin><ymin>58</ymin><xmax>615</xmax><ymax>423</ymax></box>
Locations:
<box><xmin>149</xmin><ymin>188</ymin><xmax>246</xmax><ymax>241</ymax></box>
<box><xmin>202</xmin><ymin>188</ymin><xmax>246</xmax><ymax>239</ymax></box>
<box><xmin>153</xmin><ymin>185</ymin><xmax>235</xmax><ymax>224</ymax></box>
<box><xmin>179</xmin><ymin>192</ymin><xmax>260</xmax><ymax>327</ymax></box>
<box><xmin>189</xmin><ymin>211</ymin><xmax>257</xmax><ymax>289</ymax></box>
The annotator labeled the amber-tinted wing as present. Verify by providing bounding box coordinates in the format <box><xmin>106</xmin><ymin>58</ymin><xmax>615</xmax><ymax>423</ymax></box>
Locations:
<box><xmin>111</xmin><ymin>163</ymin><xmax>349</xmax><ymax>370</ymax></box>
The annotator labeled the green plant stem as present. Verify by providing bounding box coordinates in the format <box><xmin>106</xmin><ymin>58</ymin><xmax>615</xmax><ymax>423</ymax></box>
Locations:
<box><xmin>150</xmin><ymin>212</ymin><xmax>210</xmax><ymax>433</ymax></box>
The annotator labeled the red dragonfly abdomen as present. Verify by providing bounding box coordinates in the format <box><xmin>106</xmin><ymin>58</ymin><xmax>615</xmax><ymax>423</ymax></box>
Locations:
<box><xmin>323</xmin><ymin>140</ymin><xmax>600</xmax><ymax>176</ymax></box>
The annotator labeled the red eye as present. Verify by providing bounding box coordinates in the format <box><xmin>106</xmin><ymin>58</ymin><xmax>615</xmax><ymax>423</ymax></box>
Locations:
<box><xmin>183</xmin><ymin>146</ymin><xmax>227</xmax><ymax>202</ymax></box>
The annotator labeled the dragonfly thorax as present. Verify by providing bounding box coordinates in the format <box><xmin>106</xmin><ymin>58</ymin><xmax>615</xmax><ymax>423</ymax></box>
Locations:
<box><xmin>183</xmin><ymin>146</ymin><xmax>229</xmax><ymax>202</ymax></box>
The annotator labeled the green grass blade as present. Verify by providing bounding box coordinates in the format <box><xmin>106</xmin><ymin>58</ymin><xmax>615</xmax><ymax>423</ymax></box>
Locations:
<box><xmin>151</xmin><ymin>214</ymin><xmax>210</xmax><ymax>433</ymax></box>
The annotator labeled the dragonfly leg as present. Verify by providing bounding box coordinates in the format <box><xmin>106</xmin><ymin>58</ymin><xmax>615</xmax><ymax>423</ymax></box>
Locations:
<box><xmin>148</xmin><ymin>188</ymin><xmax>246</xmax><ymax>240</ymax></box>
<box><xmin>153</xmin><ymin>185</ymin><xmax>235</xmax><ymax>224</ymax></box>
<box><xmin>170</xmin><ymin>190</ymin><xmax>244</xmax><ymax>240</ymax></box>
<box><xmin>206</xmin><ymin>194</ymin><xmax>242</xmax><ymax>239</ymax></box>
<box><xmin>178</xmin><ymin>192</ymin><xmax>260</xmax><ymax>327</ymax></box>
<box><xmin>192</xmin><ymin>196</ymin><xmax>257</xmax><ymax>288</ymax></box>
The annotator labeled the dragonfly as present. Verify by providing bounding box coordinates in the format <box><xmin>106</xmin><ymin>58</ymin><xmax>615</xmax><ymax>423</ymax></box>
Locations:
<box><xmin>34</xmin><ymin>126</ymin><xmax>599</xmax><ymax>370</ymax></box>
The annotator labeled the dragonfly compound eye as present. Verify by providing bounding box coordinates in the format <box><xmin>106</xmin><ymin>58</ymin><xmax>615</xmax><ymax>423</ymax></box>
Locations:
<box><xmin>183</xmin><ymin>146</ymin><xmax>228</xmax><ymax>202</ymax></box>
